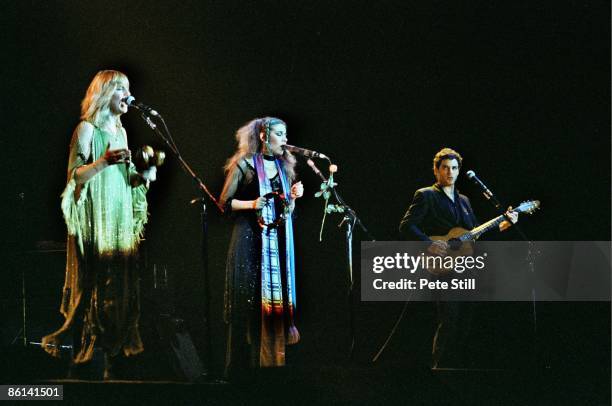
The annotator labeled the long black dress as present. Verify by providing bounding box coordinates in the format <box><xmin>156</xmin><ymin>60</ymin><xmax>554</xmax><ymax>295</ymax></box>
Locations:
<box><xmin>222</xmin><ymin>158</ymin><xmax>293</xmax><ymax>377</ymax></box>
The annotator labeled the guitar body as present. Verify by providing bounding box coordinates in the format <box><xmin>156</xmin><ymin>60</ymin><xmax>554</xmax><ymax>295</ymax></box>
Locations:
<box><xmin>430</xmin><ymin>227</ymin><xmax>471</xmax><ymax>241</ymax></box>
<box><xmin>427</xmin><ymin>227</ymin><xmax>475</xmax><ymax>276</ymax></box>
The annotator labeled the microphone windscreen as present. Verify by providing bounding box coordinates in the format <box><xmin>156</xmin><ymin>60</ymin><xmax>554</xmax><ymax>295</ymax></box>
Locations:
<box><xmin>123</xmin><ymin>95</ymin><xmax>136</xmax><ymax>105</ymax></box>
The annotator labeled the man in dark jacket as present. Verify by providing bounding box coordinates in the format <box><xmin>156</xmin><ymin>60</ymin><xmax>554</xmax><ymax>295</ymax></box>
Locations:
<box><xmin>399</xmin><ymin>147</ymin><xmax>517</xmax><ymax>368</ymax></box>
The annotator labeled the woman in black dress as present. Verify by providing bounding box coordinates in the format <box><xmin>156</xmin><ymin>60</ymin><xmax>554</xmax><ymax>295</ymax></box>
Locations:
<box><xmin>220</xmin><ymin>117</ymin><xmax>304</xmax><ymax>378</ymax></box>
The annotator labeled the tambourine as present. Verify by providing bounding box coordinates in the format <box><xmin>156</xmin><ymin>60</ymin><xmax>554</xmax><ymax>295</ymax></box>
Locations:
<box><xmin>257</xmin><ymin>191</ymin><xmax>290</xmax><ymax>229</ymax></box>
<box><xmin>133</xmin><ymin>145</ymin><xmax>165</xmax><ymax>172</ymax></box>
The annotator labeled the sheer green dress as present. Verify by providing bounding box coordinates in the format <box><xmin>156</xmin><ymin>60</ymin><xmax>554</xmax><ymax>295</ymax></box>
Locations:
<box><xmin>42</xmin><ymin>123</ymin><xmax>149</xmax><ymax>363</ymax></box>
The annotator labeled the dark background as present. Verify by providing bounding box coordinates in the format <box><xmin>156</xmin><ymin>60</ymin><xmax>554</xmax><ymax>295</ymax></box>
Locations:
<box><xmin>1</xmin><ymin>0</ymin><xmax>609</xmax><ymax>390</ymax></box>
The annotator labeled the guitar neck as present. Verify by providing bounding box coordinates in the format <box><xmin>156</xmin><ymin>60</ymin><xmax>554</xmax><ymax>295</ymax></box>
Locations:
<box><xmin>459</xmin><ymin>214</ymin><xmax>506</xmax><ymax>241</ymax></box>
<box><xmin>455</xmin><ymin>200</ymin><xmax>538</xmax><ymax>241</ymax></box>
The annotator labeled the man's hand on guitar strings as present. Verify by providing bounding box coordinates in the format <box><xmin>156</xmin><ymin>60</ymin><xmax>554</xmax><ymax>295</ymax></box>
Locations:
<box><xmin>427</xmin><ymin>240</ymin><xmax>448</xmax><ymax>256</ymax></box>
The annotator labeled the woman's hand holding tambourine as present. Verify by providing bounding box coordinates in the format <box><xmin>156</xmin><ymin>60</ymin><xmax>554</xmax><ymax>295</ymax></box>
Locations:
<box><xmin>140</xmin><ymin>166</ymin><xmax>157</xmax><ymax>182</ymax></box>
<box><xmin>252</xmin><ymin>196</ymin><xmax>267</xmax><ymax>210</ymax></box>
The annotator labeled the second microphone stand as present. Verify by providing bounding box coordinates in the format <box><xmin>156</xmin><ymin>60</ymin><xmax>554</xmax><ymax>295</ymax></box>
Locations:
<box><xmin>139</xmin><ymin>112</ymin><xmax>223</xmax><ymax>379</ymax></box>
<box><xmin>471</xmin><ymin>175</ymin><xmax>543</xmax><ymax>367</ymax></box>
<box><xmin>307</xmin><ymin>158</ymin><xmax>375</xmax><ymax>359</ymax></box>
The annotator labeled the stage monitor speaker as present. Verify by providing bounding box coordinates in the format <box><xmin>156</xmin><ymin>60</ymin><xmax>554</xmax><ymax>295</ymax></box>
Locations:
<box><xmin>156</xmin><ymin>316</ymin><xmax>205</xmax><ymax>382</ymax></box>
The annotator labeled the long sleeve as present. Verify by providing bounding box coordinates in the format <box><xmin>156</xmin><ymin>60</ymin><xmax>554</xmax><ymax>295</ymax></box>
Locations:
<box><xmin>67</xmin><ymin>123</ymin><xmax>93</xmax><ymax>178</ymax></box>
<box><xmin>399</xmin><ymin>189</ymin><xmax>432</xmax><ymax>241</ymax></box>
<box><xmin>61</xmin><ymin>124</ymin><xmax>94</xmax><ymax>249</ymax></box>
<box><xmin>219</xmin><ymin>162</ymin><xmax>246</xmax><ymax>216</ymax></box>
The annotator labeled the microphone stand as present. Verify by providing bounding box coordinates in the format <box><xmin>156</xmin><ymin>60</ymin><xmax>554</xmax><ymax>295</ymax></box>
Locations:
<box><xmin>138</xmin><ymin>111</ymin><xmax>222</xmax><ymax>379</ymax></box>
<box><xmin>10</xmin><ymin>192</ymin><xmax>27</xmax><ymax>348</ymax></box>
<box><xmin>139</xmin><ymin>113</ymin><xmax>223</xmax><ymax>212</ymax></box>
<box><xmin>307</xmin><ymin>159</ymin><xmax>375</xmax><ymax>359</ymax></box>
<box><xmin>470</xmin><ymin>175</ymin><xmax>542</xmax><ymax>368</ymax></box>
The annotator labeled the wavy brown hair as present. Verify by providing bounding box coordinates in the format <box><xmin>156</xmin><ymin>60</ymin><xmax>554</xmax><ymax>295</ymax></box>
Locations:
<box><xmin>223</xmin><ymin>117</ymin><xmax>297</xmax><ymax>182</ymax></box>
<box><xmin>433</xmin><ymin>147</ymin><xmax>463</xmax><ymax>171</ymax></box>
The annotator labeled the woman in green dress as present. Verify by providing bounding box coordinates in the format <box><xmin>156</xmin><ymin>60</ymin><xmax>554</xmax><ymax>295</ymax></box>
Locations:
<box><xmin>42</xmin><ymin>70</ymin><xmax>156</xmax><ymax>379</ymax></box>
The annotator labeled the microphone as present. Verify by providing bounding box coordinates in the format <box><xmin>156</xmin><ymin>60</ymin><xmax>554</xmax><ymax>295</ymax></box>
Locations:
<box><xmin>466</xmin><ymin>170</ymin><xmax>493</xmax><ymax>199</ymax></box>
<box><xmin>121</xmin><ymin>96</ymin><xmax>159</xmax><ymax>117</ymax></box>
<box><xmin>283</xmin><ymin>144</ymin><xmax>328</xmax><ymax>160</ymax></box>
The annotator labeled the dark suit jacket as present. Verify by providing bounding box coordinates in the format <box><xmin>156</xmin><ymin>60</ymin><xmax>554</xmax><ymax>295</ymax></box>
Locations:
<box><xmin>399</xmin><ymin>184</ymin><xmax>478</xmax><ymax>241</ymax></box>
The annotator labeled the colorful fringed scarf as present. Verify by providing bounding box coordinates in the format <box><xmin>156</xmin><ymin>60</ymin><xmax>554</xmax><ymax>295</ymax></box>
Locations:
<box><xmin>253</xmin><ymin>153</ymin><xmax>296</xmax><ymax>366</ymax></box>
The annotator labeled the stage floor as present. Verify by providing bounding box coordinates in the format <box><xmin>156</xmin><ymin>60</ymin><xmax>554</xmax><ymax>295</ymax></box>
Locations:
<box><xmin>4</xmin><ymin>361</ymin><xmax>610</xmax><ymax>405</ymax></box>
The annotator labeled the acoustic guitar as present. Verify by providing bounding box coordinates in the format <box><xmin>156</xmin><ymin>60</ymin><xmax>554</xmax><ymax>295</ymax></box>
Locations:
<box><xmin>427</xmin><ymin>200</ymin><xmax>540</xmax><ymax>275</ymax></box>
